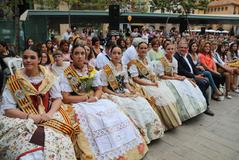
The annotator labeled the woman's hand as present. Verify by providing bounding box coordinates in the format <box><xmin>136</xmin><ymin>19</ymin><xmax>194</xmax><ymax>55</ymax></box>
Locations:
<box><xmin>29</xmin><ymin>114</ymin><xmax>42</xmax><ymax>124</ymax></box>
<box><xmin>196</xmin><ymin>66</ymin><xmax>205</xmax><ymax>71</ymax></box>
<box><xmin>40</xmin><ymin>113</ymin><xmax>52</xmax><ymax>122</ymax></box>
<box><xmin>175</xmin><ymin>76</ymin><xmax>185</xmax><ymax>81</ymax></box>
<box><xmin>86</xmin><ymin>96</ymin><xmax>98</xmax><ymax>103</ymax></box>
<box><xmin>151</xmin><ymin>82</ymin><xmax>159</xmax><ymax>87</ymax></box>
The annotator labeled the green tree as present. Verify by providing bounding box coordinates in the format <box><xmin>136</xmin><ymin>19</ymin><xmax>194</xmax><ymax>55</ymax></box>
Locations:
<box><xmin>152</xmin><ymin>0</ymin><xmax>209</xmax><ymax>13</ymax></box>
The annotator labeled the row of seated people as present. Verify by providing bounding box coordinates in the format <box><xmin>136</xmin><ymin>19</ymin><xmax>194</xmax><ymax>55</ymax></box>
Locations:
<box><xmin>0</xmin><ymin>39</ymin><xmax>229</xmax><ymax>160</ymax></box>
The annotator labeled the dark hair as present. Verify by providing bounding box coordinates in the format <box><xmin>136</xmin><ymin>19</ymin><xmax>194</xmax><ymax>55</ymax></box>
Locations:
<box><xmin>45</xmin><ymin>40</ymin><xmax>53</xmax><ymax>53</ymax></box>
<box><xmin>163</xmin><ymin>39</ymin><xmax>171</xmax><ymax>49</ymax></box>
<box><xmin>110</xmin><ymin>45</ymin><xmax>121</xmax><ymax>53</ymax></box>
<box><xmin>60</xmin><ymin>40</ymin><xmax>69</xmax><ymax>49</ymax></box>
<box><xmin>137</xmin><ymin>41</ymin><xmax>148</xmax><ymax>48</ymax></box>
<box><xmin>188</xmin><ymin>41</ymin><xmax>198</xmax><ymax>54</ymax></box>
<box><xmin>71</xmin><ymin>44</ymin><xmax>86</xmax><ymax>54</ymax></box>
<box><xmin>0</xmin><ymin>41</ymin><xmax>8</xmax><ymax>50</ymax></box>
<box><xmin>24</xmin><ymin>45</ymin><xmax>42</xmax><ymax>58</ymax></box>
<box><xmin>216</xmin><ymin>44</ymin><xmax>227</xmax><ymax>61</ymax></box>
<box><xmin>25</xmin><ymin>38</ymin><xmax>33</xmax><ymax>49</ymax></box>
<box><xmin>40</xmin><ymin>52</ymin><xmax>51</xmax><ymax>65</ymax></box>
<box><xmin>92</xmin><ymin>36</ymin><xmax>100</xmax><ymax>46</ymax></box>
<box><xmin>229</xmin><ymin>42</ymin><xmax>238</xmax><ymax>58</ymax></box>
<box><xmin>116</xmin><ymin>38</ymin><xmax>126</xmax><ymax>49</ymax></box>
<box><xmin>105</xmin><ymin>40</ymin><xmax>115</xmax><ymax>50</ymax></box>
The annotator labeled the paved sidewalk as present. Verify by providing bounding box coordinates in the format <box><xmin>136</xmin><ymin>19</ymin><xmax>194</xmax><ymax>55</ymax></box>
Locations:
<box><xmin>144</xmin><ymin>93</ymin><xmax>239</xmax><ymax>160</ymax></box>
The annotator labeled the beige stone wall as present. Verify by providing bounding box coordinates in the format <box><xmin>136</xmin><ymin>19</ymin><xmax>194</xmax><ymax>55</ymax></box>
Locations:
<box><xmin>207</xmin><ymin>4</ymin><xmax>238</xmax><ymax>14</ymax></box>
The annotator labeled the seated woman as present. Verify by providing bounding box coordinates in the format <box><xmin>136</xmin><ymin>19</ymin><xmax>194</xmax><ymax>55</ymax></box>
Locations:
<box><xmin>60</xmin><ymin>45</ymin><xmax>148</xmax><ymax>160</ymax></box>
<box><xmin>198</xmin><ymin>42</ymin><xmax>230</xmax><ymax>99</ymax></box>
<box><xmin>0</xmin><ymin>47</ymin><xmax>76</xmax><ymax>160</ymax></box>
<box><xmin>147</xmin><ymin>38</ymin><xmax>164</xmax><ymax>62</ymax></box>
<box><xmin>40</xmin><ymin>52</ymin><xmax>51</xmax><ymax>68</ymax></box>
<box><xmin>127</xmin><ymin>41</ymin><xmax>182</xmax><ymax>130</ymax></box>
<box><xmin>101</xmin><ymin>46</ymin><xmax>164</xmax><ymax>144</ymax></box>
<box><xmin>188</xmin><ymin>41</ymin><xmax>223</xmax><ymax>99</ymax></box>
<box><xmin>152</xmin><ymin>43</ymin><xmax>207</xmax><ymax>122</ymax></box>
<box><xmin>215</xmin><ymin>44</ymin><xmax>239</xmax><ymax>93</ymax></box>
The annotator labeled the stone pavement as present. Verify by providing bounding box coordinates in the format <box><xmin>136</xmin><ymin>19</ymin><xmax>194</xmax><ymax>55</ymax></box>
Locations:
<box><xmin>144</xmin><ymin>93</ymin><xmax>239</xmax><ymax>160</ymax></box>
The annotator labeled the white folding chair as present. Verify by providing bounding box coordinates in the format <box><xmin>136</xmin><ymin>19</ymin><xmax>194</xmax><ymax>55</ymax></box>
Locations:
<box><xmin>7</xmin><ymin>57</ymin><xmax>24</xmax><ymax>75</ymax></box>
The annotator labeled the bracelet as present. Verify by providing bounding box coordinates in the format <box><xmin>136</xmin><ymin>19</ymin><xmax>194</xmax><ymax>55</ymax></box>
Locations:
<box><xmin>94</xmin><ymin>96</ymin><xmax>98</xmax><ymax>101</ymax></box>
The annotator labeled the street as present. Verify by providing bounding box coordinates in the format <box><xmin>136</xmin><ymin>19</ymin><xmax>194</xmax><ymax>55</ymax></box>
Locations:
<box><xmin>144</xmin><ymin>93</ymin><xmax>239</xmax><ymax>160</ymax></box>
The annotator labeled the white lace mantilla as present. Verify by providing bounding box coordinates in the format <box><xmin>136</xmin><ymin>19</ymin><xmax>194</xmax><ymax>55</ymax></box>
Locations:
<box><xmin>73</xmin><ymin>99</ymin><xmax>142</xmax><ymax>160</ymax></box>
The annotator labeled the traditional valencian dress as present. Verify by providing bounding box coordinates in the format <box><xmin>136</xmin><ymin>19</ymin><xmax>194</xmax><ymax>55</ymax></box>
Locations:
<box><xmin>0</xmin><ymin>66</ymin><xmax>76</xmax><ymax>160</ymax></box>
<box><xmin>127</xmin><ymin>56</ymin><xmax>182</xmax><ymax>130</ymax></box>
<box><xmin>60</xmin><ymin>64</ymin><xmax>148</xmax><ymax>160</ymax></box>
<box><xmin>101</xmin><ymin>61</ymin><xmax>164</xmax><ymax>144</ymax></box>
<box><xmin>151</xmin><ymin>56</ymin><xmax>207</xmax><ymax>121</ymax></box>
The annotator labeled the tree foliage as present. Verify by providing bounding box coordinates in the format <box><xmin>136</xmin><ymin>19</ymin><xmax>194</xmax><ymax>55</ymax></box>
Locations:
<box><xmin>152</xmin><ymin>0</ymin><xmax>209</xmax><ymax>13</ymax></box>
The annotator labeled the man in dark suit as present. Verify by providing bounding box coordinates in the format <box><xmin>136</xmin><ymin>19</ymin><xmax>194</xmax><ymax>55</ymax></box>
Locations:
<box><xmin>174</xmin><ymin>40</ymin><xmax>214</xmax><ymax>116</ymax></box>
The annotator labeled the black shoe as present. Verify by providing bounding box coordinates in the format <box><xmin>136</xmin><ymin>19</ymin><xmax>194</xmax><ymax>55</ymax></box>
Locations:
<box><xmin>204</xmin><ymin>109</ymin><xmax>214</xmax><ymax>116</ymax></box>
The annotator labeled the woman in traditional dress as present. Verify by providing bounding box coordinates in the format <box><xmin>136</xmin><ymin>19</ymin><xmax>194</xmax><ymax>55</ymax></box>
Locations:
<box><xmin>151</xmin><ymin>43</ymin><xmax>207</xmax><ymax>122</ymax></box>
<box><xmin>101</xmin><ymin>46</ymin><xmax>164</xmax><ymax>144</ymax></box>
<box><xmin>127</xmin><ymin>41</ymin><xmax>182</xmax><ymax>130</ymax></box>
<box><xmin>0</xmin><ymin>47</ymin><xmax>76</xmax><ymax>160</ymax></box>
<box><xmin>60</xmin><ymin>45</ymin><xmax>148</xmax><ymax>160</ymax></box>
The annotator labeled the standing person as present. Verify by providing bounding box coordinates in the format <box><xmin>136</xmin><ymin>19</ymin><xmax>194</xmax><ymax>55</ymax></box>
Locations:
<box><xmin>174</xmin><ymin>40</ymin><xmax>214</xmax><ymax>116</ymax></box>
<box><xmin>152</xmin><ymin>43</ymin><xmax>207</xmax><ymax>121</ymax></box>
<box><xmin>127</xmin><ymin>41</ymin><xmax>182</xmax><ymax>129</ymax></box>
<box><xmin>0</xmin><ymin>47</ymin><xmax>76</xmax><ymax>160</ymax></box>
<box><xmin>101</xmin><ymin>46</ymin><xmax>164</xmax><ymax>144</ymax></box>
<box><xmin>60</xmin><ymin>45</ymin><xmax>148</xmax><ymax>160</ymax></box>
<box><xmin>62</xmin><ymin>28</ymin><xmax>72</xmax><ymax>41</ymax></box>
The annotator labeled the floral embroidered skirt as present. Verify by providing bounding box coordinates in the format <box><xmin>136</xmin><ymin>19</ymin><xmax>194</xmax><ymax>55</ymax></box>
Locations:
<box><xmin>0</xmin><ymin>113</ymin><xmax>76</xmax><ymax>160</ymax></box>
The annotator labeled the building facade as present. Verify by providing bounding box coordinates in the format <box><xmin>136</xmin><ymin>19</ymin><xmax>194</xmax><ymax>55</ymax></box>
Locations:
<box><xmin>206</xmin><ymin>0</ymin><xmax>239</xmax><ymax>32</ymax></box>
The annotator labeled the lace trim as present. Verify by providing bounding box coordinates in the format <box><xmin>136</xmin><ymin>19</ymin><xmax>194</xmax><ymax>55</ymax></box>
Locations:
<box><xmin>74</xmin><ymin>103</ymin><xmax>142</xmax><ymax>160</ymax></box>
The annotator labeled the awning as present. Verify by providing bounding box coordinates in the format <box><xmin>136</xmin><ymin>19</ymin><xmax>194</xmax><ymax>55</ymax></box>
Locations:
<box><xmin>20</xmin><ymin>10</ymin><xmax>239</xmax><ymax>24</ymax></box>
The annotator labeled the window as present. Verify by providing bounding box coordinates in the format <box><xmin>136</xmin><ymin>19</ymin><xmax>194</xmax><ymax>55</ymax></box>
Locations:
<box><xmin>218</xmin><ymin>8</ymin><xmax>220</xmax><ymax>11</ymax></box>
<box><xmin>225</xmin><ymin>6</ymin><xmax>228</xmax><ymax>10</ymax></box>
<box><xmin>214</xmin><ymin>8</ymin><xmax>217</xmax><ymax>12</ymax></box>
<box><xmin>221</xmin><ymin>7</ymin><xmax>224</xmax><ymax>11</ymax></box>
